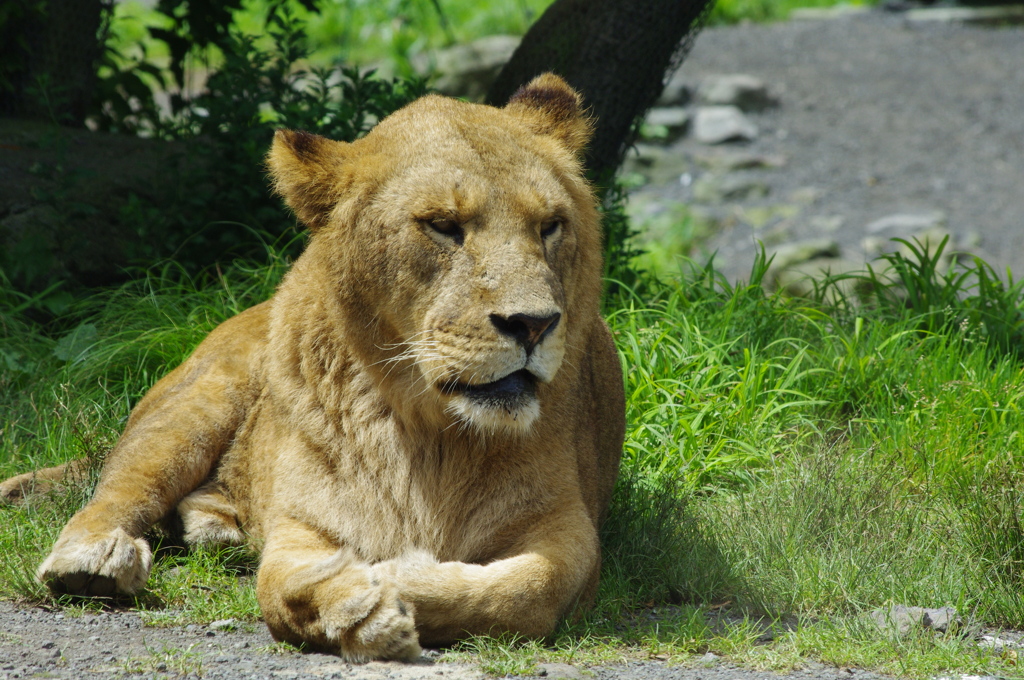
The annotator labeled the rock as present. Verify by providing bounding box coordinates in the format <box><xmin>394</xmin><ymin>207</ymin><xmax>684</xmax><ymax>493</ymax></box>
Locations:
<box><xmin>628</xmin><ymin>143</ymin><xmax>668</xmax><ymax>169</ymax></box>
<box><xmin>865</xmin><ymin>211</ymin><xmax>946</xmax><ymax>234</ymax></box>
<box><xmin>691</xmin><ymin>149</ymin><xmax>786</xmax><ymax>172</ymax></box>
<box><xmin>788</xmin><ymin>187</ymin><xmax>822</xmax><ymax>205</ymax></box>
<box><xmin>978</xmin><ymin>634</ymin><xmax>1024</xmax><ymax>652</ymax></box>
<box><xmin>643</xmin><ymin>107</ymin><xmax>690</xmax><ymax>139</ymax></box>
<box><xmin>923</xmin><ymin>606</ymin><xmax>960</xmax><ymax>633</ymax></box>
<box><xmin>769</xmin><ymin>239</ymin><xmax>841</xmax><ymax>271</ymax></box>
<box><xmin>868</xmin><ymin>605</ymin><xmax>925</xmax><ymax>636</ymax></box>
<box><xmin>867</xmin><ymin>605</ymin><xmax>962</xmax><ymax>637</ymax></box>
<box><xmin>692</xmin><ymin>106</ymin><xmax>758</xmax><ymax>144</ymax></box>
<box><xmin>790</xmin><ymin>5</ymin><xmax>872</xmax><ymax>20</ymax></box>
<box><xmin>735</xmin><ymin>204</ymin><xmax>801</xmax><ymax>230</ymax></box>
<box><xmin>864</xmin><ymin>226</ymin><xmax>959</xmax><ymax>274</ymax></box>
<box><xmin>657</xmin><ymin>73</ymin><xmax>692</xmax><ymax>106</ymax></box>
<box><xmin>208</xmin><ymin>618</ymin><xmax>238</xmax><ymax>632</ymax></box>
<box><xmin>775</xmin><ymin>257</ymin><xmax>864</xmax><ymax>299</ymax></box>
<box><xmin>535</xmin><ymin>663</ymin><xmax>581</xmax><ymax>679</ymax></box>
<box><xmin>904</xmin><ymin>5</ymin><xmax>1024</xmax><ymax>25</ymax></box>
<box><xmin>809</xmin><ymin>215</ymin><xmax>845</xmax><ymax>233</ymax></box>
<box><xmin>692</xmin><ymin>174</ymin><xmax>769</xmax><ymax>204</ymax></box>
<box><xmin>412</xmin><ymin>35</ymin><xmax>520</xmax><ymax>100</ymax></box>
<box><xmin>622</xmin><ymin>145</ymin><xmax>693</xmax><ymax>186</ymax></box>
<box><xmin>697</xmin><ymin>74</ymin><xmax>777</xmax><ymax>111</ymax></box>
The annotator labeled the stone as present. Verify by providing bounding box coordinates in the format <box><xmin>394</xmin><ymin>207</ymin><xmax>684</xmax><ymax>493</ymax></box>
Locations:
<box><xmin>691</xmin><ymin>149</ymin><xmax>786</xmax><ymax>172</ymax></box>
<box><xmin>790</xmin><ymin>5</ymin><xmax>872</xmax><ymax>19</ymax></box>
<box><xmin>697</xmin><ymin>74</ymin><xmax>777</xmax><ymax>111</ymax></box>
<box><xmin>978</xmin><ymin>634</ymin><xmax>1023</xmax><ymax>651</ymax></box>
<box><xmin>769</xmin><ymin>239</ymin><xmax>841</xmax><ymax>271</ymax></box>
<box><xmin>735</xmin><ymin>204</ymin><xmax>801</xmax><ymax>230</ymax></box>
<box><xmin>809</xmin><ymin>215</ymin><xmax>844</xmax><ymax>233</ymax></box>
<box><xmin>657</xmin><ymin>73</ymin><xmax>691</xmax><ymax>106</ymax></box>
<box><xmin>904</xmin><ymin>5</ymin><xmax>1024</xmax><ymax>24</ymax></box>
<box><xmin>622</xmin><ymin>146</ymin><xmax>692</xmax><ymax>186</ymax></box>
<box><xmin>923</xmin><ymin>606</ymin><xmax>960</xmax><ymax>633</ymax></box>
<box><xmin>865</xmin><ymin>211</ymin><xmax>946</xmax><ymax>234</ymax></box>
<box><xmin>535</xmin><ymin>663</ymin><xmax>581</xmax><ymax>679</ymax></box>
<box><xmin>788</xmin><ymin>187</ymin><xmax>822</xmax><ymax>205</ymax></box>
<box><xmin>692</xmin><ymin>174</ymin><xmax>769</xmax><ymax>204</ymax></box>
<box><xmin>869</xmin><ymin>605</ymin><xmax>925</xmax><ymax>636</ymax></box>
<box><xmin>864</xmin><ymin>226</ymin><xmax>958</xmax><ymax>273</ymax></box>
<box><xmin>412</xmin><ymin>35</ymin><xmax>520</xmax><ymax>100</ymax></box>
<box><xmin>775</xmin><ymin>257</ymin><xmax>864</xmax><ymax>299</ymax></box>
<box><xmin>643</xmin><ymin>107</ymin><xmax>690</xmax><ymax>139</ymax></box>
<box><xmin>692</xmin><ymin>106</ymin><xmax>758</xmax><ymax>144</ymax></box>
<box><xmin>208</xmin><ymin>618</ymin><xmax>238</xmax><ymax>631</ymax></box>
<box><xmin>867</xmin><ymin>605</ymin><xmax>961</xmax><ymax>637</ymax></box>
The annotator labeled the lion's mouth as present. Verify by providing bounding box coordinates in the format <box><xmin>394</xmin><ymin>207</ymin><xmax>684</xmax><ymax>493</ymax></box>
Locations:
<box><xmin>442</xmin><ymin>369</ymin><xmax>538</xmax><ymax>408</ymax></box>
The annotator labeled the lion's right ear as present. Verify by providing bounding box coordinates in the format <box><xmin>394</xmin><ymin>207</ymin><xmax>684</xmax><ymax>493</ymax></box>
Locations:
<box><xmin>267</xmin><ymin>129</ymin><xmax>350</xmax><ymax>231</ymax></box>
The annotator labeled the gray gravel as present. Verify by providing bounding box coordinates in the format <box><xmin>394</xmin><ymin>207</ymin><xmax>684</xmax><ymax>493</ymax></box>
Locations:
<box><xmin>0</xmin><ymin>600</ymin><xmax>904</xmax><ymax>680</ymax></box>
<box><xmin>636</xmin><ymin>11</ymin><xmax>1024</xmax><ymax>283</ymax></box>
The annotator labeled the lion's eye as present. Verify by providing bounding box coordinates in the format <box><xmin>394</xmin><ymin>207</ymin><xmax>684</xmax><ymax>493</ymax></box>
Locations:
<box><xmin>426</xmin><ymin>218</ymin><xmax>463</xmax><ymax>242</ymax></box>
<box><xmin>541</xmin><ymin>220</ymin><xmax>562</xmax><ymax>239</ymax></box>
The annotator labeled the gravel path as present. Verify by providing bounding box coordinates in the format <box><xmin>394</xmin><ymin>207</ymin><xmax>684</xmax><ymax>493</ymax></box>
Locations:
<box><xmin>0</xmin><ymin>600</ymin><xmax>900</xmax><ymax>680</ymax></box>
<box><xmin>633</xmin><ymin>10</ymin><xmax>1024</xmax><ymax>283</ymax></box>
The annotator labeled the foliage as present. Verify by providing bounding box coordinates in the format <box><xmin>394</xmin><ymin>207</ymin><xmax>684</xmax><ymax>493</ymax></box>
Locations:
<box><xmin>91</xmin><ymin>2</ymin><xmax>426</xmax><ymax>273</ymax></box>
<box><xmin>600</xmin><ymin>181</ymin><xmax>645</xmax><ymax>289</ymax></box>
<box><xmin>849</xmin><ymin>237</ymin><xmax>1024</xmax><ymax>361</ymax></box>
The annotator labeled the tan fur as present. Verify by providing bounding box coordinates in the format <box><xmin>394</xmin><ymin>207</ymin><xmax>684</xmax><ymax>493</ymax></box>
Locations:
<box><xmin>6</xmin><ymin>74</ymin><xmax>625</xmax><ymax>660</ymax></box>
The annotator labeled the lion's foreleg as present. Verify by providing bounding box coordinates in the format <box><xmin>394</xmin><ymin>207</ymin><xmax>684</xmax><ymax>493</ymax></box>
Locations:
<box><xmin>377</xmin><ymin>506</ymin><xmax>600</xmax><ymax>646</ymax></box>
<box><xmin>37</xmin><ymin>303</ymin><xmax>269</xmax><ymax>596</ymax></box>
<box><xmin>256</xmin><ymin>517</ymin><xmax>421</xmax><ymax>661</ymax></box>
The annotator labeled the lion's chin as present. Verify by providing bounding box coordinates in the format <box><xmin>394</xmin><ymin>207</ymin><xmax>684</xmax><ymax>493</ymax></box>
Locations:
<box><xmin>443</xmin><ymin>370</ymin><xmax>542</xmax><ymax>434</ymax></box>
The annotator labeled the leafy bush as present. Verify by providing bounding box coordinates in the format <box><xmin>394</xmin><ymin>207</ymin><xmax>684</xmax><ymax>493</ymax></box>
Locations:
<box><xmin>94</xmin><ymin>1</ymin><xmax>426</xmax><ymax>273</ymax></box>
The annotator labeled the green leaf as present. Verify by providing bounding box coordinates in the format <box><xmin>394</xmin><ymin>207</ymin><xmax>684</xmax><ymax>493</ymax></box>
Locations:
<box><xmin>53</xmin><ymin>323</ymin><xmax>98</xmax><ymax>363</ymax></box>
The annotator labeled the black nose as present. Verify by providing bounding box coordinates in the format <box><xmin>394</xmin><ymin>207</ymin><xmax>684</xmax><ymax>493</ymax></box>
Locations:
<box><xmin>489</xmin><ymin>312</ymin><xmax>561</xmax><ymax>354</ymax></box>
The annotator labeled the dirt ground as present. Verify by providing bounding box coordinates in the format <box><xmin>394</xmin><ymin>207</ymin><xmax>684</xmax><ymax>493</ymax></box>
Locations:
<box><xmin>3</xmin><ymin>10</ymin><xmax>1024</xmax><ymax>679</ymax></box>
<box><xmin>638</xmin><ymin>9</ymin><xmax>1024</xmax><ymax>283</ymax></box>
<box><xmin>0</xmin><ymin>600</ymin><xmax>899</xmax><ymax>680</ymax></box>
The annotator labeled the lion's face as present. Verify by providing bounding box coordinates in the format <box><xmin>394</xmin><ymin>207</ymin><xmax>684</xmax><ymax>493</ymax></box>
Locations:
<box><xmin>269</xmin><ymin>75</ymin><xmax>602</xmax><ymax>433</ymax></box>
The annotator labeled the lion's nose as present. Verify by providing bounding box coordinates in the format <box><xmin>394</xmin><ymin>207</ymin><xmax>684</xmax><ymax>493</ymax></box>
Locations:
<box><xmin>489</xmin><ymin>312</ymin><xmax>561</xmax><ymax>354</ymax></box>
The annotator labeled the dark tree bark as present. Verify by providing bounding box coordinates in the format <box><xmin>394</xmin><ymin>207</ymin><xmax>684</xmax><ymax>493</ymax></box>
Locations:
<box><xmin>486</xmin><ymin>0</ymin><xmax>713</xmax><ymax>182</ymax></box>
<box><xmin>0</xmin><ymin>0</ymin><xmax>106</xmax><ymax>126</ymax></box>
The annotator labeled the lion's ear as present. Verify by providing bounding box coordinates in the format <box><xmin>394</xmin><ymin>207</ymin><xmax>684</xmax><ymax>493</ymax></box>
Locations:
<box><xmin>267</xmin><ymin>129</ymin><xmax>350</xmax><ymax>231</ymax></box>
<box><xmin>505</xmin><ymin>73</ymin><xmax>593</xmax><ymax>156</ymax></box>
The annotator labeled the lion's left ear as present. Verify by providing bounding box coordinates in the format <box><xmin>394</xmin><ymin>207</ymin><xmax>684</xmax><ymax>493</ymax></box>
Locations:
<box><xmin>267</xmin><ymin>129</ymin><xmax>350</xmax><ymax>231</ymax></box>
<box><xmin>504</xmin><ymin>73</ymin><xmax>594</xmax><ymax>156</ymax></box>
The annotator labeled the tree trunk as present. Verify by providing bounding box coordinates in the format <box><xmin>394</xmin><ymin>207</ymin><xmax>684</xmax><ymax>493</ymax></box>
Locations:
<box><xmin>486</xmin><ymin>0</ymin><xmax>713</xmax><ymax>182</ymax></box>
<box><xmin>0</xmin><ymin>0</ymin><xmax>106</xmax><ymax>126</ymax></box>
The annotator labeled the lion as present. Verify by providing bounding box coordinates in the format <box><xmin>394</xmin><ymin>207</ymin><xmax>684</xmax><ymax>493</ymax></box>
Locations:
<box><xmin>0</xmin><ymin>73</ymin><xmax>625</xmax><ymax>661</ymax></box>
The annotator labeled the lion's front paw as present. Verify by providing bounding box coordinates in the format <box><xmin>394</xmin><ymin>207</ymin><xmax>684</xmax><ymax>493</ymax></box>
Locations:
<box><xmin>37</xmin><ymin>526</ymin><xmax>152</xmax><ymax>596</ymax></box>
<box><xmin>324</xmin><ymin>583</ymin><xmax>421</xmax><ymax>662</ymax></box>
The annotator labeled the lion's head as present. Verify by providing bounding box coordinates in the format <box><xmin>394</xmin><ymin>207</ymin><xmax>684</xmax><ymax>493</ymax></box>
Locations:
<box><xmin>267</xmin><ymin>74</ymin><xmax>603</xmax><ymax>434</ymax></box>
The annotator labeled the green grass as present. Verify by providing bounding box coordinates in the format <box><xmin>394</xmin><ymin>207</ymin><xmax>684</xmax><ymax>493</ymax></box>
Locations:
<box><xmin>3</xmin><ymin>243</ymin><xmax>1024</xmax><ymax>677</ymax></box>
